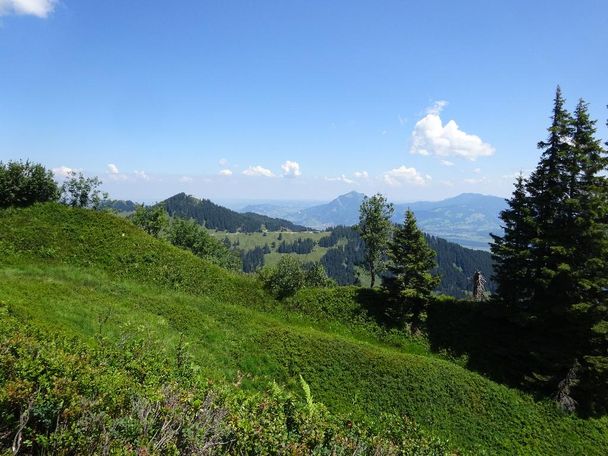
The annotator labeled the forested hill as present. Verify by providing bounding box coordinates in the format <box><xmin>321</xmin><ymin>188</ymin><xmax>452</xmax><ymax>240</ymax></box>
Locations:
<box><xmin>426</xmin><ymin>235</ymin><xmax>495</xmax><ymax>297</ymax></box>
<box><xmin>161</xmin><ymin>192</ymin><xmax>309</xmax><ymax>233</ymax></box>
<box><xmin>300</xmin><ymin>225</ymin><xmax>495</xmax><ymax>297</ymax></box>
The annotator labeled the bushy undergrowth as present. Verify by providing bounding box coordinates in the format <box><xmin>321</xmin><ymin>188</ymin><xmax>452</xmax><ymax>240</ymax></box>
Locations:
<box><xmin>0</xmin><ymin>306</ymin><xmax>452</xmax><ymax>455</ymax></box>
<box><xmin>1</xmin><ymin>204</ymin><xmax>608</xmax><ymax>454</ymax></box>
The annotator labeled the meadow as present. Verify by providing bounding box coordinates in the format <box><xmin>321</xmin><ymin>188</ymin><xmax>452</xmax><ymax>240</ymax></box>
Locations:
<box><xmin>1</xmin><ymin>204</ymin><xmax>607</xmax><ymax>454</ymax></box>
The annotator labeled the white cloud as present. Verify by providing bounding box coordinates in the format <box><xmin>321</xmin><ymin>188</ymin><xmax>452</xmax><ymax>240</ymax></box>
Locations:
<box><xmin>107</xmin><ymin>163</ymin><xmax>120</xmax><ymax>174</ymax></box>
<box><xmin>52</xmin><ymin>165</ymin><xmax>76</xmax><ymax>178</ymax></box>
<box><xmin>440</xmin><ymin>160</ymin><xmax>454</xmax><ymax>167</ymax></box>
<box><xmin>0</xmin><ymin>0</ymin><xmax>56</xmax><ymax>17</ymax></box>
<box><xmin>134</xmin><ymin>170</ymin><xmax>149</xmax><ymax>180</ymax></box>
<box><xmin>353</xmin><ymin>171</ymin><xmax>369</xmax><ymax>179</ymax></box>
<box><xmin>179</xmin><ymin>176</ymin><xmax>194</xmax><ymax>183</ymax></box>
<box><xmin>383</xmin><ymin>166</ymin><xmax>429</xmax><ymax>186</ymax></box>
<box><xmin>218</xmin><ymin>158</ymin><xmax>228</xmax><ymax>167</ymax></box>
<box><xmin>473</xmin><ymin>167</ymin><xmax>481</xmax><ymax>174</ymax></box>
<box><xmin>426</xmin><ymin>100</ymin><xmax>448</xmax><ymax>115</ymax></box>
<box><xmin>243</xmin><ymin>165</ymin><xmax>274</xmax><ymax>177</ymax></box>
<box><xmin>219</xmin><ymin>169</ymin><xmax>233</xmax><ymax>176</ymax></box>
<box><xmin>398</xmin><ymin>115</ymin><xmax>407</xmax><ymax>126</ymax></box>
<box><xmin>410</xmin><ymin>103</ymin><xmax>495</xmax><ymax>161</ymax></box>
<box><xmin>281</xmin><ymin>160</ymin><xmax>301</xmax><ymax>178</ymax></box>
<box><xmin>325</xmin><ymin>174</ymin><xmax>355</xmax><ymax>184</ymax></box>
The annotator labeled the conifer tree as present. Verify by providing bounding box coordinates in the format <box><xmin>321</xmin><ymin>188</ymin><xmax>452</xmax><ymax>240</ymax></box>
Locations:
<box><xmin>357</xmin><ymin>193</ymin><xmax>394</xmax><ymax>288</ymax></box>
<box><xmin>493</xmin><ymin>88</ymin><xmax>608</xmax><ymax>412</ymax></box>
<box><xmin>383</xmin><ymin>210</ymin><xmax>439</xmax><ymax>328</ymax></box>
<box><xmin>567</xmin><ymin>100</ymin><xmax>608</xmax><ymax>413</ymax></box>
<box><xmin>525</xmin><ymin>86</ymin><xmax>575</xmax><ymax>309</ymax></box>
<box><xmin>490</xmin><ymin>174</ymin><xmax>535</xmax><ymax>315</ymax></box>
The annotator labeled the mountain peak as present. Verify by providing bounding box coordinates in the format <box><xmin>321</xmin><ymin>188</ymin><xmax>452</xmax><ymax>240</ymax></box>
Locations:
<box><xmin>336</xmin><ymin>191</ymin><xmax>366</xmax><ymax>200</ymax></box>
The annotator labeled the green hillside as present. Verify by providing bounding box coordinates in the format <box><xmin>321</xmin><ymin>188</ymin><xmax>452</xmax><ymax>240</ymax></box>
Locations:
<box><xmin>1</xmin><ymin>204</ymin><xmax>607</xmax><ymax>454</ymax></box>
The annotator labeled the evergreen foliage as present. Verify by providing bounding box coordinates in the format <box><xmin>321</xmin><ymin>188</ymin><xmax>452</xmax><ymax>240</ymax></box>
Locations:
<box><xmin>357</xmin><ymin>193</ymin><xmax>394</xmax><ymax>287</ymax></box>
<box><xmin>100</xmin><ymin>199</ymin><xmax>139</xmax><ymax>213</ymax></box>
<box><xmin>242</xmin><ymin>246</ymin><xmax>265</xmax><ymax>272</ymax></box>
<box><xmin>316</xmin><ymin>226</ymin><xmax>494</xmax><ymax>296</ymax></box>
<box><xmin>277</xmin><ymin>237</ymin><xmax>315</xmax><ymax>254</ymax></box>
<box><xmin>0</xmin><ymin>160</ymin><xmax>59</xmax><ymax>208</ymax></box>
<box><xmin>384</xmin><ymin>210</ymin><xmax>440</xmax><ymax>327</ymax></box>
<box><xmin>162</xmin><ymin>192</ymin><xmax>308</xmax><ymax>233</ymax></box>
<box><xmin>491</xmin><ymin>88</ymin><xmax>608</xmax><ymax>413</ymax></box>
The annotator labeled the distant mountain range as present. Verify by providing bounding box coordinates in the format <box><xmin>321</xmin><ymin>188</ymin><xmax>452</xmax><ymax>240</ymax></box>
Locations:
<box><xmin>244</xmin><ymin>191</ymin><xmax>507</xmax><ymax>250</ymax></box>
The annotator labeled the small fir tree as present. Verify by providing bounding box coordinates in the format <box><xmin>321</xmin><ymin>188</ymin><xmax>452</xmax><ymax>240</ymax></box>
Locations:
<box><xmin>384</xmin><ymin>210</ymin><xmax>439</xmax><ymax>329</ymax></box>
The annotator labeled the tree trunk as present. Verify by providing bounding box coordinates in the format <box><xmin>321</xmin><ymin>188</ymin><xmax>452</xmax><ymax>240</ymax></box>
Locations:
<box><xmin>369</xmin><ymin>262</ymin><xmax>375</xmax><ymax>288</ymax></box>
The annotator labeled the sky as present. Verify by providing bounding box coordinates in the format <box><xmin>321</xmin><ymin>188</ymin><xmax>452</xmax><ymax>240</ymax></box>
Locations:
<box><xmin>0</xmin><ymin>0</ymin><xmax>607</xmax><ymax>203</ymax></box>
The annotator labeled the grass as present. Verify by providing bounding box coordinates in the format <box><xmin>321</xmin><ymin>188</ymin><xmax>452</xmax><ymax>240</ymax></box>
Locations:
<box><xmin>1</xmin><ymin>204</ymin><xmax>607</xmax><ymax>454</ymax></box>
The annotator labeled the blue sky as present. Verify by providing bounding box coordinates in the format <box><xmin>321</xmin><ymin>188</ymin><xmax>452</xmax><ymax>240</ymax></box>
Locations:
<box><xmin>1</xmin><ymin>0</ymin><xmax>606</xmax><ymax>203</ymax></box>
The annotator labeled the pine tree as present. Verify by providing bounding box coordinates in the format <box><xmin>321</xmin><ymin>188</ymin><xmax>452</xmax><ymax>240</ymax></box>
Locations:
<box><xmin>383</xmin><ymin>210</ymin><xmax>439</xmax><ymax>329</ymax></box>
<box><xmin>357</xmin><ymin>193</ymin><xmax>394</xmax><ymax>288</ymax></box>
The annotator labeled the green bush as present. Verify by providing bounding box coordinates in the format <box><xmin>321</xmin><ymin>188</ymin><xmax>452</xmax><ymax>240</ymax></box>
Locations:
<box><xmin>0</xmin><ymin>160</ymin><xmax>59</xmax><ymax>208</ymax></box>
<box><xmin>259</xmin><ymin>255</ymin><xmax>334</xmax><ymax>299</ymax></box>
<box><xmin>0</xmin><ymin>307</ymin><xmax>453</xmax><ymax>455</ymax></box>
<box><xmin>166</xmin><ymin>217</ymin><xmax>242</xmax><ymax>271</ymax></box>
<box><xmin>130</xmin><ymin>204</ymin><xmax>169</xmax><ymax>237</ymax></box>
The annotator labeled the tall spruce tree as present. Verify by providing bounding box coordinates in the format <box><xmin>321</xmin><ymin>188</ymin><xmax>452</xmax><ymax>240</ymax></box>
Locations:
<box><xmin>493</xmin><ymin>88</ymin><xmax>608</xmax><ymax>412</ymax></box>
<box><xmin>383</xmin><ymin>210</ymin><xmax>439</xmax><ymax>329</ymax></box>
<box><xmin>357</xmin><ymin>193</ymin><xmax>394</xmax><ymax>288</ymax></box>
<box><xmin>568</xmin><ymin>100</ymin><xmax>608</xmax><ymax>413</ymax></box>
<box><xmin>490</xmin><ymin>174</ymin><xmax>535</xmax><ymax>316</ymax></box>
<box><xmin>525</xmin><ymin>86</ymin><xmax>575</xmax><ymax>310</ymax></box>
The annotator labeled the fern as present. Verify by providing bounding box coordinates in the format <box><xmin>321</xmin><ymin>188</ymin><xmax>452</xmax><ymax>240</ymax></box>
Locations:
<box><xmin>299</xmin><ymin>374</ymin><xmax>315</xmax><ymax>415</ymax></box>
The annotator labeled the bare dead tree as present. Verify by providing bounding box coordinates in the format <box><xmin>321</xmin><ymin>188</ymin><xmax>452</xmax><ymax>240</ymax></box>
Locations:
<box><xmin>554</xmin><ymin>360</ymin><xmax>580</xmax><ymax>413</ymax></box>
<box><xmin>472</xmin><ymin>271</ymin><xmax>487</xmax><ymax>301</ymax></box>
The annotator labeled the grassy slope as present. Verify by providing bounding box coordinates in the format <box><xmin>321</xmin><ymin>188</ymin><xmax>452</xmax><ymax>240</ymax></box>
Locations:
<box><xmin>1</xmin><ymin>204</ymin><xmax>607</xmax><ymax>454</ymax></box>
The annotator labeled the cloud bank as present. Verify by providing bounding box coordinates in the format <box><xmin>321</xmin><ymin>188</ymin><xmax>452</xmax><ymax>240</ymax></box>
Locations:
<box><xmin>383</xmin><ymin>166</ymin><xmax>429</xmax><ymax>186</ymax></box>
<box><xmin>242</xmin><ymin>165</ymin><xmax>274</xmax><ymax>177</ymax></box>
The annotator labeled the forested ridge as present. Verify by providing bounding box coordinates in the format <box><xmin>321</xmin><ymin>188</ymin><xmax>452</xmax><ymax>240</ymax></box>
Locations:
<box><xmin>162</xmin><ymin>192</ymin><xmax>309</xmax><ymax>233</ymax></box>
